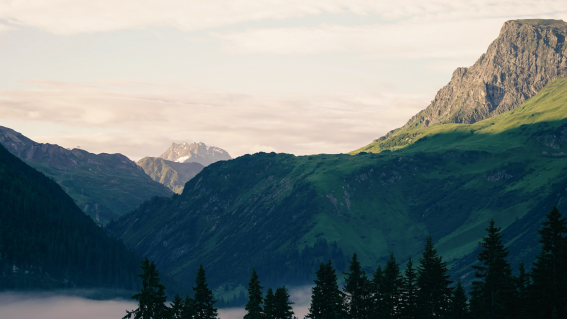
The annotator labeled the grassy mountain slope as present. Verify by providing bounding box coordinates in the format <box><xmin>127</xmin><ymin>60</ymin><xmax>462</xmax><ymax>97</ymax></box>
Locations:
<box><xmin>108</xmin><ymin>78</ymin><xmax>567</xmax><ymax>295</ymax></box>
<box><xmin>0</xmin><ymin>143</ymin><xmax>141</xmax><ymax>291</ymax></box>
<box><xmin>137</xmin><ymin>157</ymin><xmax>204</xmax><ymax>194</ymax></box>
<box><xmin>0</xmin><ymin>126</ymin><xmax>173</xmax><ymax>225</ymax></box>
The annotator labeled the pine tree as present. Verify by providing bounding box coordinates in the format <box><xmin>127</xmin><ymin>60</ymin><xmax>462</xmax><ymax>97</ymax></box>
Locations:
<box><xmin>416</xmin><ymin>236</ymin><xmax>452</xmax><ymax>319</ymax></box>
<box><xmin>274</xmin><ymin>286</ymin><xmax>295</xmax><ymax>319</ymax></box>
<box><xmin>530</xmin><ymin>207</ymin><xmax>567</xmax><ymax>318</ymax></box>
<box><xmin>470</xmin><ymin>220</ymin><xmax>515</xmax><ymax>319</ymax></box>
<box><xmin>306</xmin><ymin>260</ymin><xmax>346</xmax><ymax>319</ymax></box>
<box><xmin>343</xmin><ymin>253</ymin><xmax>371</xmax><ymax>319</ymax></box>
<box><xmin>401</xmin><ymin>257</ymin><xmax>418</xmax><ymax>319</ymax></box>
<box><xmin>449</xmin><ymin>279</ymin><xmax>469</xmax><ymax>319</ymax></box>
<box><xmin>193</xmin><ymin>264</ymin><xmax>218</xmax><ymax>319</ymax></box>
<box><xmin>124</xmin><ymin>257</ymin><xmax>170</xmax><ymax>319</ymax></box>
<box><xmin>264</xmin><ymin>288</ymin><xmax>276</xmax><ymax>319</ymax></box>
<box><xmin>381</xmin><ymin>252</ymin><xmax>403</xmax><ymax>319</ymax></box>
<box><xmin>245</xmin><ymin>269</ymin><xmax>264</xmax><ymax>319</ymax></box>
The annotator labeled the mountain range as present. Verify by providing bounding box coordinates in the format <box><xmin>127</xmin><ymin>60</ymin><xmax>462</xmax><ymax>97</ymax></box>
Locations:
<box><xmin>0</xmin><ymin>126</ymin><xmax>173</xmax><ymax>225</ymax></box>
<box><xmin>136</xmin><ymin>142</ymin><xmax>230</xmax><ymax>194</ymax></box>
<box><xmin>106</xmin><ymin>19</ymin><xmax>567</xmax><ymax>299</ymax></box>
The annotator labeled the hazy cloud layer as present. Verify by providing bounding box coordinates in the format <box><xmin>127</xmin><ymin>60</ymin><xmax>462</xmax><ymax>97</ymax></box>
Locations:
<box><xmin>0</xmin><ymin>292</ymin><xmax>136</xmax><ymax>319</ymax></box>
<box><xmin>0</xmin><ymin>0</ymin><xmax>565</xmax><ymax>34</ymax></box>
<box><xmin>0</xmin><ymin>81</ymin><xmax>425</xmax><ymax>159</ymax></box>
<box><xmin>0</xmin><ymin>287</ymin><xmax>313</xmax><ymax>319</ymax></box>
<box><xmin>214</xmin><ymin>19</ymin><xmax>503</xmax><ymax>60</ymax></box>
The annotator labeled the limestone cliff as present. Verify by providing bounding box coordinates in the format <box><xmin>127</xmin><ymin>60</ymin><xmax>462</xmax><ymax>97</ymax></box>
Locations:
<box><xmin>385</xmin><ymin>19</ymin><xmax>567</xmax><ymax>140</ymax></box>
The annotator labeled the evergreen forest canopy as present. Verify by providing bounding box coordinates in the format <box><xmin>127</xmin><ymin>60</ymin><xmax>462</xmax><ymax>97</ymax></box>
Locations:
<box><xmin>107</xmin><ymin>78</ymin><xmax>567</xmax><ymax>294</ymax></box>
<box><xmin>125</xmin><ymin>207</ymin><xmax>567</xmax><ymax>319</ymax></box>
<box><xmin>0</xmin><ymin>143</ymin><xmax>141</xmax><ymax>291</ymax></box>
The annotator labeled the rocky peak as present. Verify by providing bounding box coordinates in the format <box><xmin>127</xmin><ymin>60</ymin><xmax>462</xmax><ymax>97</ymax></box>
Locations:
<box><xmin>158</xmin><ymin>142</ymin><xmax>231</xmax><ymax>166</ymax></box>
<box><xmin>394</xmin><ymin>19</ymin><xmax>567</xmax><ymax>136</ymax></box>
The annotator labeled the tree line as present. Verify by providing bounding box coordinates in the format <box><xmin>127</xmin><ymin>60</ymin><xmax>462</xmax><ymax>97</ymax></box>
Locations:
<box><xmin>124</xmin><ymin>206</ymin><xmax>567</xmax><ymax>319</ymax></box>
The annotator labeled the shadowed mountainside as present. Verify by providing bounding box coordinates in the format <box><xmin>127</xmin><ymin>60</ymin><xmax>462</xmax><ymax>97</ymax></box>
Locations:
<box><xmin>137</xmin><ymin>157</ymin><xmax>204</xmax><ymax>194</ymax></box>
<box><xmin>0</xmin><ymin>126</ymin><xmax>172</xmax><ymax>225</ymax></box>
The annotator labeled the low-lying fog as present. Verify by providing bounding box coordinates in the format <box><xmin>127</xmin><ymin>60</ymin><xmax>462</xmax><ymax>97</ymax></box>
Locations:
<box><xmin>0</xmin><ymin>286</ymin><xmax>312</xmax><ymax>319</ymax></box>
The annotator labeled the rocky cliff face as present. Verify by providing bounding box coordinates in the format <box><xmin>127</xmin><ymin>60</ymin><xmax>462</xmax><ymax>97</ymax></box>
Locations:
<box><xmin>393</xmin><ymin>19</ymin><xmax>567</xmax><ymax>137</ymax></box>
<box><xmin>137</xmin><ymin>157</ymin><xmax>204</xmax><ymax>194</ymax></box>
<box><xmin>0</xmin><ymin>125</ymin><xmax>173</xmax><ymax>224</ymax></box>
<box><xmin>159</xmin><ymin>142</ymin><xmax>231</xmax><ymax>166</ymax></box>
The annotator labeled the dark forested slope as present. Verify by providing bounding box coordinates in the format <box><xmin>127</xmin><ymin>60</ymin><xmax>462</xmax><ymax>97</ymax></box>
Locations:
<box><xmin>0</xmin><ymin>143</ymin><xmax>140</xmax><ymax>291</ymax></box>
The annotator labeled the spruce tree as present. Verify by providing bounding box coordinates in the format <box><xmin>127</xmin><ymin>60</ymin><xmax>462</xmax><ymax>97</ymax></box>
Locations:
<box><xmin>171</xmin><ymin>294</ymin><xmax>185</xmax><ymax>319</ymax></box>
<box><xmin>530</xmin><ymin>207</ymin><xmax>567</xmax><ymax>318</ymax></box>
<box><xmin>416</xmin><ymin>236</ymin><xmax>452</xmax><ymax>319</ymax></box>
<box><xmin>264</xmin><ymin>288</ymin><xmax>276</xmax><ymax>319</ymax></box>
<box><xmin>381</xmin><ymin>252</ymin><xmax>403</xmax><ymax>319</ymax></box>
<box><xmin>193</xmin><ymin>264</ymin><xmax>218</xmax><ymax>319</ymax></box>
<box><xmin>245</xmin><ymin>269</ymin><xmax>264</xmax><ymax>319</ymax></box>
<box><xmin>449</xmin><ymin>279</ymin><xmax>469</xmax><ymax>319</ymax></box>
<box><xmin>371</xmin><ymin>265</ymin><xmax>385</xmax><ymax>318</ymax></box>
<box><xmin>274</xmin><ymin>286</ymin><xmax>295</xmax><ymax>319</ymax></box>
<box><xmin>470</xmin><ymin>220</ymin><xmax>515</xmax><ymax>319</ymax></box>
<box><xmin>343</xmin><ymin>253</ymin><xmax>371</xmax><ymax>319</ymax></box>
<box><xmin>124</xmin><ymin>257</ymin><xmax>170</xmax><ymax>319</ymax></box>
<box><xmin>306</xmin><ymin>260</ymin><xmax>346</xmax><ymax>319</ymax></box>
<box><xmin>401</xmin><ymin>257</ymin><xmax>418</xmax><ymax>319</ymax></box>
<box><xmin>516</xmin><ymin>262</ymin><xmax>530</xmax><ymax>319</ymax></box>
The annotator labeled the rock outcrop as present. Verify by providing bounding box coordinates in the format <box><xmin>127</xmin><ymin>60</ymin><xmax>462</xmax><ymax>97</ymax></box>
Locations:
<box><xmin>392</xmin><ymin>19</ymin><xmax>567</xmax><ymax>137</ymax></box>
<box><xmin>137</xmin><ymin>157</ymin><xmax>204</xmax><ymax>194</ymax></box>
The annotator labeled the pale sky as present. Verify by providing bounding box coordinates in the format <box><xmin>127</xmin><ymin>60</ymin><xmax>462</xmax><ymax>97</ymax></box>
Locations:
<box><xmin>1</xmin><ymin>1</ymin><xmax>566</xmax><ymax>160</ymax></box>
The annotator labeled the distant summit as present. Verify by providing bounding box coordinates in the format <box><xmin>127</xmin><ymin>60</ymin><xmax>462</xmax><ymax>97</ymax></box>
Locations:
<box><xmin>381</xmin><ymin>19</ymin><xmax>567</xmax><ymax>141</ymax></box>
<box><xmin>159</xmin><ymin>142</ymin><xmax>231</xmax><ymax>166</ymax></box>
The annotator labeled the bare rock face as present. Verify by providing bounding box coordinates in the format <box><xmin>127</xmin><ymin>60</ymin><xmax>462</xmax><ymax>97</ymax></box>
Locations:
<box><xmin>159</xmin><ymin>142</ymin><xmax>231</xmax><ymax>166</ymax></box>
<box><xmin>399</xmin><ymin>19</ymin><xmax>567</xmax><ymax>132</ymax></box>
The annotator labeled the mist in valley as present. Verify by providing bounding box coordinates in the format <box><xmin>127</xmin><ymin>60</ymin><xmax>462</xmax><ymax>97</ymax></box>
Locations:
<box><xmin>0</xmin><ymin>286</ymin><xmax>313</xmax><ymax>319</ymax></box>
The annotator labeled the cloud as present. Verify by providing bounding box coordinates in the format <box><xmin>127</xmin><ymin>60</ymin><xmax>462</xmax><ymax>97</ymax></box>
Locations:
<box><xmin>0</xmin><ymin>0</ymin><xmax>565</xmax><ymax>34</ymax></box>
<box><xmin>213</xmin><ymin>19</ymin><xmax>504</xmax><ymax>60</ymax></box>
<box><xmin>0</xmin><ymin>80</ymin><xmax>426</xmax><ymax>160</ymax></box>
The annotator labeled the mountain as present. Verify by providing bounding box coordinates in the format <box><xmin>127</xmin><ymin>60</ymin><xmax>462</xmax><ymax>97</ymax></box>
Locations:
<box><xmin>107</xmin><ymin>77</ymin><xmax>567</xmax><ymax>294</ymax></box>
<box><xmin>0</xmin><ymin>143</ymin><xmax>140</xmax><ymax>291</ymax></box>
<box><xmin>137</xmin><ymin>157</ymin><xmax>205</xmax><ymax>194</ymax></box>
<box><xmin>380</xmin><ymin>19</ymin><xmax>567</xmax><ymax>141</ymax></box>
<box><xmin>0</xmin><ymin>126</ymin><xmax>173</xmax><ymax>225</ymax></box>
<box><xmin>159</xmin><ymin>142</ymin><xmax>231</xmax><ymax>166</ymax></box>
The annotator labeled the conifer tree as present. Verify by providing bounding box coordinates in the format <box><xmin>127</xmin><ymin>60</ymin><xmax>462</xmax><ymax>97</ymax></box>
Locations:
<box><xmin>274</xmin><ymin>286</ymin><xmax>295</xmax><ymax>319</ymax></box>
<box><xmin>530</xmin><ymin>207</ymin><xmax>567</xmax><ymax>318</ymax></box>
<box><xmin>416</xmin><ymin>236</ymin><xmax>452</xmax><ymax>319</ymax></box>
<box><xmin>193</xmin><ymin>264</ymin><xmax>218</xmax><ymax>319</ymax></box>
<box><xmin>306</xmin><ymin>260</ymin><xmax>346</xmax><ymax>319</ymax></box>
<box><xmin>343</xmin><ymin>253</ymin><xmax>371</xmax><ymax>319</ymax></box>
<box><xmin>264</xmin><ymin>288</ymin><xmax>276</xmax><ymax>319</ymax></box>
<box><xmin>371</xmin><ymin>265</ymin><xmax>385</xmax><ymax>318</ymax></box>
<box><xmin>245</xmin><ymin>269</ymin><xmax>264</xmax><ymax>319</ymax></box>
<box><xmin>381</xmin><ymin>253</ymin><xmax>403</xmax><ymax>319</ymax></box>
<box><xmin>171</xmin><ymin>294</ymin><xmax>185</xmax><ymax>319</ymax></box>
<box><xmin>470</xmin><ymin>220</ymin><xmax>515</xmax><ymax>319</ymax></box>
<box><xmin>449</xmin><ymin>279</ymin><xmax>469</xmax><ymax>319</ymax></box>
<box><xmin>124</xmin><ymin>257</ymin><xmax>170</xmax><ymax>319</ymax></box>
<box><xmin>401</xmin><ymin>257</ymin><xmax>418</xmax><ymax>319</ymax></box>
<box><xmin>516</xmin><ymin>262</ymin><xmax>529</xmax><ymax>319</ymax></box>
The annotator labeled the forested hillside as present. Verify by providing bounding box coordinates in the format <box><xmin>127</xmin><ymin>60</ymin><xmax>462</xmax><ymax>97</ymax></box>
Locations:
<box><xmin>107</xmin><ymin>78</ymin><xmax>567</xmax><ymax>295</ymax></box>
<box><xmin>0</xmin><ymin>143</ymin><xmax>141</xmax><ymax>290</ymax></box>
<box><xmin>0</xmin><ymin>126</ymin><xmax>173</xmax><ymax>225</ymax></box>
